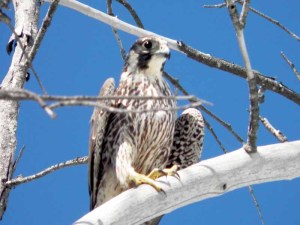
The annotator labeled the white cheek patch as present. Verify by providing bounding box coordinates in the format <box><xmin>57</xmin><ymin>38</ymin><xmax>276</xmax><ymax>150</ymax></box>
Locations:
<box><xmin>144</xmin><ymin>55</ymin><xmax>166</xmax><ymax>76</ymax></box>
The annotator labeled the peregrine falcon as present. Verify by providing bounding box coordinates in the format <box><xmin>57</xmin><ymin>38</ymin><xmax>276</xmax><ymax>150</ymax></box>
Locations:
<box><xmin>89</xmin><ymin>36</ymin><xmax>177</xmax><ymax>209</ymax></box>
<box><xmin>88</xmin><ymin>37</ymin><xmax>205</xmax><ymax>224</ymax></box>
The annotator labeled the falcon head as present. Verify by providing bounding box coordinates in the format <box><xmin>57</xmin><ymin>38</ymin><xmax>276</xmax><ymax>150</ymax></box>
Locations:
<box><xmin>124</xmin><ymin>36</ymin><xmax>170</xmax><ymax>75</ymax></box>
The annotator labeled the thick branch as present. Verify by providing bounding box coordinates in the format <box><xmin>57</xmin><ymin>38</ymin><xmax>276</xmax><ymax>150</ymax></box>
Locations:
<box><xmin>226</xmin><ymin>1</ymin><xmax>259</xmax><ymax>153</ymax></box>
<box><xmin>0</xmin><ymin>0</ymin><xmax>40</xmax><ymax>220</ymax></box>
<box><xmin>74</xmin><ymin>140</ymin><xmax>300</xmax><ymax>225</ymax></box>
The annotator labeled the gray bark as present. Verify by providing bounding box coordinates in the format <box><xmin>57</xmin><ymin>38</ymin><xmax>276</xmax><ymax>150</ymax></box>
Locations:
<box><xmin>74</xmin><ymin>140</ymin><xmax>300</xmax><ymax>225</ymax></box>
<box><xmin>0</xmin><ymin>0</ymin><xmax>40</xmax><ymax>219</ymax></box>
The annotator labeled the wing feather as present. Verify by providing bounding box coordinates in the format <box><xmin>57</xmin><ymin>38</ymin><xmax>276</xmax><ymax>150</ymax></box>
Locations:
<box><xmin>144</xmin><ymin>108</ymin><xmax>204</xmax><ymax>225</ymax></box>
<box><xmin>88</xmin><ymin>78</ymin><xmax>116</xmax><ymax>210</ymax></box>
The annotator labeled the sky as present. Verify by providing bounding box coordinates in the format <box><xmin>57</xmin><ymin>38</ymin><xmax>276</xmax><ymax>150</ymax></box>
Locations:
<box><xmin>0</xmin><ymin>0</ymin><xmax>299</xmax><ymax>225</ymax></box>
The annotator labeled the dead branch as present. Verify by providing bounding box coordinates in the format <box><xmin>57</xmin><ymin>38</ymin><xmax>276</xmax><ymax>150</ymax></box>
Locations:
<box><xmin>280</xmin><ymin>51</ymin><xmax>300</xmax><ymax>81</ymax></box>
<box><xmin>0</xmin><ymin>0</ymin><xmax>40</xmax><ymax>219</ymax></box>
<box><xmin>163</xmin><ymin>72</ymin><xmax>245</xmax><ymax>144</ymax></box>
<box><xmin>74</xmin><ymin>140</ymin><xmax>300</xmax><ymax>225</ymax></box>
<box><xmin>0</xmin><ymin>88</ymin><xmax>205</xmax><ymax>115</ymax></box>
<box><xmin>204</xmin><ymin>1</ymin><xmax>300</xmax><ymax>42</ymax></box>
<box><xmin>6</xmin><ymin>156</ymin><xmax>88</xmax><ymax>187</ymax></box>
<box><xmin>44</xmin><ymin>0</ymin><xmax>300</xmax><ymax>105</ymax></box>
<box><xmin>259</xmin><ymin>116</ymin><xmax>288</xmax><ymax>142</ymax></box>
<box><xmin>226</xmin><ymin>0</ymin><xmax>259</xmax><ymax>153</ymax></box>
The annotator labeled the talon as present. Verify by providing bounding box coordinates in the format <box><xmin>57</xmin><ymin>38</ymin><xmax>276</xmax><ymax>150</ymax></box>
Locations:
<box><xmin>147</xmin><ymin>164</ymin><xmax>179</xmax><ymax>180</ymax></box>
<box><xmin>129</xmin><ymin>171</ymin><xmax>162</xmax><ymax>192</ymax></box>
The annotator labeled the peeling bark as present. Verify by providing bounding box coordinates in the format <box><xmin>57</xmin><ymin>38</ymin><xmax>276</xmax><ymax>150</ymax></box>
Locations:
<box><xmin>0</xmin><ymin>0</ymin><xmax>40</xmax><ymax>219</ymax></box>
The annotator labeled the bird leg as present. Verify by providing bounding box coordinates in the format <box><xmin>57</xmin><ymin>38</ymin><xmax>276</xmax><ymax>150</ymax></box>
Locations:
<box><xmin>129</xmin><ymin>171</ymin><xmax>162</xmax><ymax>191</ymax></box>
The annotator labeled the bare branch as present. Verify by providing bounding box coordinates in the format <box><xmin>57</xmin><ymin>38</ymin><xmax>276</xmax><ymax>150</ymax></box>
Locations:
<box><xmin>163</xmin><ymin>71</ymin><xmax>245</xmax><ymax>144</ymax></box>
<box><xmin>226</xmin><ymin>1</ymin><xmax>259</xmax><ymax>153</ymax></box>
<box><xmin>3</xmin><ymin>13</ymin><xmax>47</xmax><ymax>95</ymax></box>
<box><xmin>26</xmin><ymin>0</ymin><xmax>60</xmax><ymax>66</ymax></box>
<box><xmin>239</xmin><ymin>0</ymin><xmax>250</xmax><ymax>28</ymax></box>
<box><xmin>106</xmin><ymin>0</ymin><xmax>127</xmax><ymax>61</ymax></box>
<box><xmin>203</xmin><ymin>3</ymin><xmax>226</xmax><ymax>8</ymax></box>
<box><xmin>0</xmin><ymin>0</ymin><xmax>40</xmax><ymax>219</ymax></box>
<box><xmin>12</xmin><ymin>145</ymin><xmax>25</xmax><ymax>173</ymax></box>
<box><xmin>43</xmin><ymin>0</ymin><xmax>300</xmax><ymax>105</ymax></box>
<box><xmin>247</xmin><ymin>186</ymin><xmax>265</xmax><ymax>225</ymax></box>
<box><xmin>204</xmin><ymin>119</ymin><xmax>228</xmax><ymax>153</ymax></box>
<box><xmin>280</xmin><ymin>51</ymin><xmax>300</xmax><ymax>81</ymax></box>
<box><xmin>115</xmin><ymin>0</ymin><xmax>144</xmax><ymax>29</ymax></box>
<box><xmin>244</xmin><ymin>2</ymin><xmax>300</xmax><ymax>42</ymax></box>
<box><xmin>47</xmin><ymin>99</ymin><xmax>203</xmax><ymax>114</ymax></box>
<box><xmin>176</xmin><ymin>41</ymin><xmax>300</xmax><ymax>105</ymax></box>
<box><xmin>0</xmin><ymin>88</ymin><xmax>205</xmax><ymax>115</ymax></box>
<box><xmin>74</xmin><ymin>140</ymin><xmax>300</xmax><ymax>225</ymax></box>
<box><xmin>205</xmin><ymin>1</ymin><xmax>300</xmax><ymax>42</ymax></box>
<box><xmin>6</xmin><ymin>156</ymin><xmax>88</xmax><ymax>187</ymax></box>
<box><xmin>259</xmin><ymin>116</ymin><xmax>288</xmax><ymax>143</ymax></box>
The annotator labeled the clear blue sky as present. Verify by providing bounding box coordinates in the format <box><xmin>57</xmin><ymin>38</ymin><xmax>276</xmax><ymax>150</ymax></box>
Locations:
<box><xmin>0</xmin><ymin>0</ymin><xmax>299</xmax><ymax>224</ymax></box>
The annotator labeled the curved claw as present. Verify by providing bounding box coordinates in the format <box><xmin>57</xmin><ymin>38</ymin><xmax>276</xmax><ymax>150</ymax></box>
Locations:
<box><xmin>147</xmin><ymin>164</ymin><xmax>180</xmax><ymax>180</ymax></box>
<box><xmin>129</xmin><ymin>172</ymin><xmax>162</xmax><ymax>192</ymax></box>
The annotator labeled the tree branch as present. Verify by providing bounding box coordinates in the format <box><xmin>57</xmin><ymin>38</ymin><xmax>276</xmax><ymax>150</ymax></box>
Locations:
<box><xmin>5</xmin><ymin>156</ymin><xmax>87</xmax><ymax>187</ymax></box>
<box><xmin>74</xmin><ymin>140</ymin><xmax>300</xmax><ymax>225</ymax></box>
<box><xmin>0</xmin><ymin>88</ymin><xmax>205</xmax><ymax>115</ymax></box>
<box><xmin>259</xmin><ymin>116</ymin><xmax>287</xmax><ymax>143</ymax></box>
<box><xmin>226</xmin><ymin>1</ymin><xmax>259</xmax><ymax>153</ymax></box>
<box><xmin>0</xmin><ymin>0</ymin><xmax>40</xmax><ymax>219</ymax></box>
<box><xmin>280</xmin><ymin>51</ymin><xmax>300</xmax><ymax>81</ymax></box>
<box><xmin>44</xmin><ymin>0</ymin><xmax>300</xmax><ymax>106</ymax></box>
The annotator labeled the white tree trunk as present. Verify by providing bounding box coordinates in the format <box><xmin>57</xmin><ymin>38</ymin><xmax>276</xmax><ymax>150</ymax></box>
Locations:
<box><xmin>0</xmin><ymin>0</ymin><xmax>40</xmax><ymax>219</ymax></box>
<box><xmin>74</xmin><ymin>140</ymin><xmax>300</xmax><ymax>225</ymax></box>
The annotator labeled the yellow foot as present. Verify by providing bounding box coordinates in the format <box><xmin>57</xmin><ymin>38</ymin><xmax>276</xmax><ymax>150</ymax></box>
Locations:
<box><xmin>128</xmin><ymin>165</ymin><xmax>179</xmax><ymax>192</ymax></box>
<box><xmin>147</xmin><ymin>164</ymin><xmax>179</xmax><ymax>180</ymax></box>
<box><xmin>129</xmin><ymin>172</ymin><xmax>162</xmax><ymax>191</ymax></box>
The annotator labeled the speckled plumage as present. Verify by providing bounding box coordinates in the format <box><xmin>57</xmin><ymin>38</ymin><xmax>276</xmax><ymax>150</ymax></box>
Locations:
<box><xmin>88</xmin><ymin>37</ymin><xmax>205</xmax><ymax>225</ymax></box>
<box><xmin>89</xmin><ymin>37</ymin><xmax>176</xmax><ymax>209</ymax></box>
<box><xmin>144</xmin><ymin>108</ymin><xmax>204</xmax><ymax>225</ymax></box>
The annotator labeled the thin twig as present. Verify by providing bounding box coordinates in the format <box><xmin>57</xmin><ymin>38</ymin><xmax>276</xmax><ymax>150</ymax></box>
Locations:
<box><xmin>163</xmin><ymin>72</ymin><xmax>245</xmax><ymax>144</ymax></box>
<box><xmin>0</xmin><ymin>89</ymin><xmax>56</xmax><ymax>118</ymax></box>
<box><xmin>280</xmin><ymin>51</ymin><xmax>300</xmax><ymax>81</ymax></box>
<box><xmin>5</xmin><ymin>156</ymin><xmax>88</xmax><ymax>187</ymax></box>
<box><xmin>239</xmin><ymin>0</ymin><xmax>250</xmax><ymax>28</ymax></box>
<box><xmin>0</xmin><ymin>89</ymin><xmax>200</xmax><ymax>101</ymax></box>
<box><xmin>23</xmin><ymin>0</ymin><xmax>61</xmax><ymax>95</ymax></box>
<box><xmin>242</xmin><ymin>1</ymin><xmax>300</xmax><ymax>42</ymax></box>
<box><xmin>48</xmin><ymin>100</ymin><xmax>203</xmax><ymax>113</ymax></box>
<box><xmin>0</xmin><ymin>88</ymin><xmax>205</xmax><ymax>114</ymax></box>
<box><xmin>203</xmin><ymin>3</ymin><xmax>226</xmax><ymax>8</ymax></box>
<box><xmin>247</xmin><ymin>186</ymin><xmax>265</xmax><ymax>225</ymax></box>
<box><xmin>3</xmin><ymin>16</ymin><xmax>48</xmax><ymax>95</ymax></box>
<box><xmin>115</xmin><ymin>0</ymin><xmax>144</xmax><ymax>29</ymax></box>
<box><xmin>204</xmin><ymin>119</ymin><xmax>228</xmax><ymax>153</ymax></box>
<box><xmin>204</xmin><ymin>1</ymin><xmax>300</xmax><ymax>42</ymax></box>
<box><xmin>12</xmin><ymin>145</ymin><xmax>25</xmax><ymax>173</ymax></box>
<box><xmin>226</xmin><ymin>1</ymin><xmax>259</xmax><ymax>153</ymax></box>
<box><xmin>106</xmin><ymin>0</ymin><xmax>126</xmax><ymax>61</ymax></box>
<box><xmin>200</xmin><ymin>106</ymin><xmax>245</xmax><ymax>144</ymax></box>
<box><xmin>259</xmin><ymin>116</ymin><xmax>288</xmax><ymax>143</ymax></box>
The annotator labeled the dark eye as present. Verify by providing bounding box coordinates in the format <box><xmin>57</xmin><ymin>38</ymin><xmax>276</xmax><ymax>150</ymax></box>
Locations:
<box><xmin>143</xmin><ymin>40</ymin><xmax>152</xmax><ymax>49</ymax></box>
